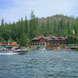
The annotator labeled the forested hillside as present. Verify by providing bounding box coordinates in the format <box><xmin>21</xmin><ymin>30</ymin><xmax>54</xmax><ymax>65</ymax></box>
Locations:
<box><xmin>0</xmin><ymin>11</ymin><xmax>78</xmax><ymax>46</ymax></box>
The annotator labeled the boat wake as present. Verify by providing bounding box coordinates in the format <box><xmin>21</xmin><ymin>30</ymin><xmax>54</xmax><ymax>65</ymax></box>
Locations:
<box><xmin>0</xmin><ymin>52</ymin><xmax>18</xmax><ymax>55</ymax></box>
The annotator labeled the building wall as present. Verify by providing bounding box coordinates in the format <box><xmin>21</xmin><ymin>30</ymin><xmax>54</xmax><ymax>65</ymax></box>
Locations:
<box><xmin>0</xmin><ymin>42</ymin><xmax>18</xmax><ymax>46</ymax></box>
<box><xmin>31</xmin><ymin>38</ymin><xmax>46</xmax><ymax>48</ymax></box>
<box><xmin>30</xmin><ymin>36</ymin><xmax>67</xmax><ymax>49</ymax></box>
<box><xmin>46</xmin><ymin>40</ymin><xmax>67</xmax><ymax>47</ymax></box>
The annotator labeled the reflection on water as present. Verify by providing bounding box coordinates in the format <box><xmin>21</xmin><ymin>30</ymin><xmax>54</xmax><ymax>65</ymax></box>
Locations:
<box><xmin>0</xmin><ymin>50</ymin><xmax>78</xmax><ymax>78</ymax></box>
<box><xmin>0</xmin><ymin>52</ymin><xmax>18</xmax><ymax>55</ymax></box>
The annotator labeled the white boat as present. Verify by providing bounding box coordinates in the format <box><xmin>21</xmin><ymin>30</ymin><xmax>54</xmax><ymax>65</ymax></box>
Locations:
<box><xmin>13</xmin><ymin>49</ymin><xmax>28</xmax><ymax>53</ymax></box>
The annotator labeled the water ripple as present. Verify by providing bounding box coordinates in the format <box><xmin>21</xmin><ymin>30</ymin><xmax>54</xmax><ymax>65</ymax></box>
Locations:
<box><xmin>0</xmin><ymin>50</ymin><xmax>78</xmax><ymax>78</ymax></box>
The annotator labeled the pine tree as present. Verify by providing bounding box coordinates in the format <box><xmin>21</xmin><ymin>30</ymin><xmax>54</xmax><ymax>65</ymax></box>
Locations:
<box><xmin>19</xmin><ymin>33</ymin><xmax>29</xmax><ymax>46</ymax></box>
<box><xmin>1</xmin><ymin>19</ymin><xmax>4</xmax><ymax>26</ymax></box>
<box><xmin>30</xmin><ymin>11</ymin><xmax>38</xmax><ymax>38</ymax></box>
<box><xmin>46</xmin><ymin>18</ymin><xmax>51</xmax><ymax>36</ymax></box>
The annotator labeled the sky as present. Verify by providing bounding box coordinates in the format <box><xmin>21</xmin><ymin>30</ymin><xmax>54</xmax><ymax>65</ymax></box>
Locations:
<box><xmin>0</xmin><ymin>0</ymin><xmax>78</xmax><ymax>24</ymax></box>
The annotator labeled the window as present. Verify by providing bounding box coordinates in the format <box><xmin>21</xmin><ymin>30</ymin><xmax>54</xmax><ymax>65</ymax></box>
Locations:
<box><xmin>43</xmin><ymin>43</ymin><xmax>44</xmax><ymax>45</ymax></box>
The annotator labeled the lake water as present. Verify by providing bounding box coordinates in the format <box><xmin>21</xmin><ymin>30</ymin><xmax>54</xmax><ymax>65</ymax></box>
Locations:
<box><xmin>0</xmin><ymin>50</ymin><xmax>78</xmax><ymax>78</ymax></box>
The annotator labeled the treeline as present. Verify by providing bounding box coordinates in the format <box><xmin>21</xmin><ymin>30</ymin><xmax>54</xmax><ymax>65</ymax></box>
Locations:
<box><xmin>0</xmin><ymin>11</ymin><xmax>78</xmax><ymax>46</ymax></box>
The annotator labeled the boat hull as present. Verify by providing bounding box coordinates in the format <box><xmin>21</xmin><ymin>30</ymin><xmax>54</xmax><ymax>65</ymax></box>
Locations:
<box><xmin>13</xmin><ymin>49</ymin><xmax>28</xmax><ymax>54</ymax></box>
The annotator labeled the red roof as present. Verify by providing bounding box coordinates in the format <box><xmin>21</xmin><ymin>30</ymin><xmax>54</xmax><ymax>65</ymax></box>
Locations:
<box><xmin>35</xmin><ymin>36</ymin><xmax>44</xmax><ymax>39</ymax></box>
<box><xmin>32</xmin><ymin>35</ymin><xmax>67</xmax><ymax>41</ymax></box>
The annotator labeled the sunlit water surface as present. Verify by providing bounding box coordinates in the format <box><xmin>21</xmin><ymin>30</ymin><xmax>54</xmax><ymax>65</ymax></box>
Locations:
<box><xmin>0</xmin><ymin>50</ymin><xmax>78</xmax><ymax>78</ymax></box>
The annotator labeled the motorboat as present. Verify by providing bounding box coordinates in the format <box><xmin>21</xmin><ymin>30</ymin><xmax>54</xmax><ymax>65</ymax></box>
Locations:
<box><xmin>13</xmin><ymin>49</ymin><xmax>28</xmax><ymax>53</ymax></box>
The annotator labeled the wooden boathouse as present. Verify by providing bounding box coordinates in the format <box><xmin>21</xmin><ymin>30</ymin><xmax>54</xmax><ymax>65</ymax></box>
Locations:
<box><xmin>0</xmin><ymin>42</ymin><xmax>18</xmax><ymax>50</ymax></box>
<box><xmin>30</xmin><ymin>35</ymin><xmax>67</xmax><ymax>49</ymax></box>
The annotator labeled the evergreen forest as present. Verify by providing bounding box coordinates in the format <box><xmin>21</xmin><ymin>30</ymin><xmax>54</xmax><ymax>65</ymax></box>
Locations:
<box><xmin>0</xmin><ymin>11</ymin><xmax>78</xmax><ymax>46</ymax></box>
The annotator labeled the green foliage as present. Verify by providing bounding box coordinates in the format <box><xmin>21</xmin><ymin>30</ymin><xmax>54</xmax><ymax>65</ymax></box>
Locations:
<box><xmin>1</xmin><ymin>19</ymin><xmax>4</xmax><ymax>26</ymax></box>
<box><xmin>0</xmin><ymin>36</ymin><xmax>5</xmax><ymax>42</ymax></box>
<box><xmin>19</xmin><ymin>33</ymin><xmax>30</xmax><ymax>46</ymax></box>
<box><xmin>8</xmin><ymin>36</ymin><xmax>14</xmax><ymax>42</ymax></box>
<box><xmin>0</xmin><ymin>12</ymin><xmax>78</xmax><ymax>46</ymax></box>
<box><xmin>61</xmin><ymin>44</ymin><xmax>65</xmax><ymax>48</ymax></box>
<box><xmin>76</xmin><ymin>47</ymin><xmax>78</xmax><ymax>51</ymax></box>
<box><xmin>67</xmin><ymin>36</ymin><xmax>73</xmax><ymax>44</ymax></box>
